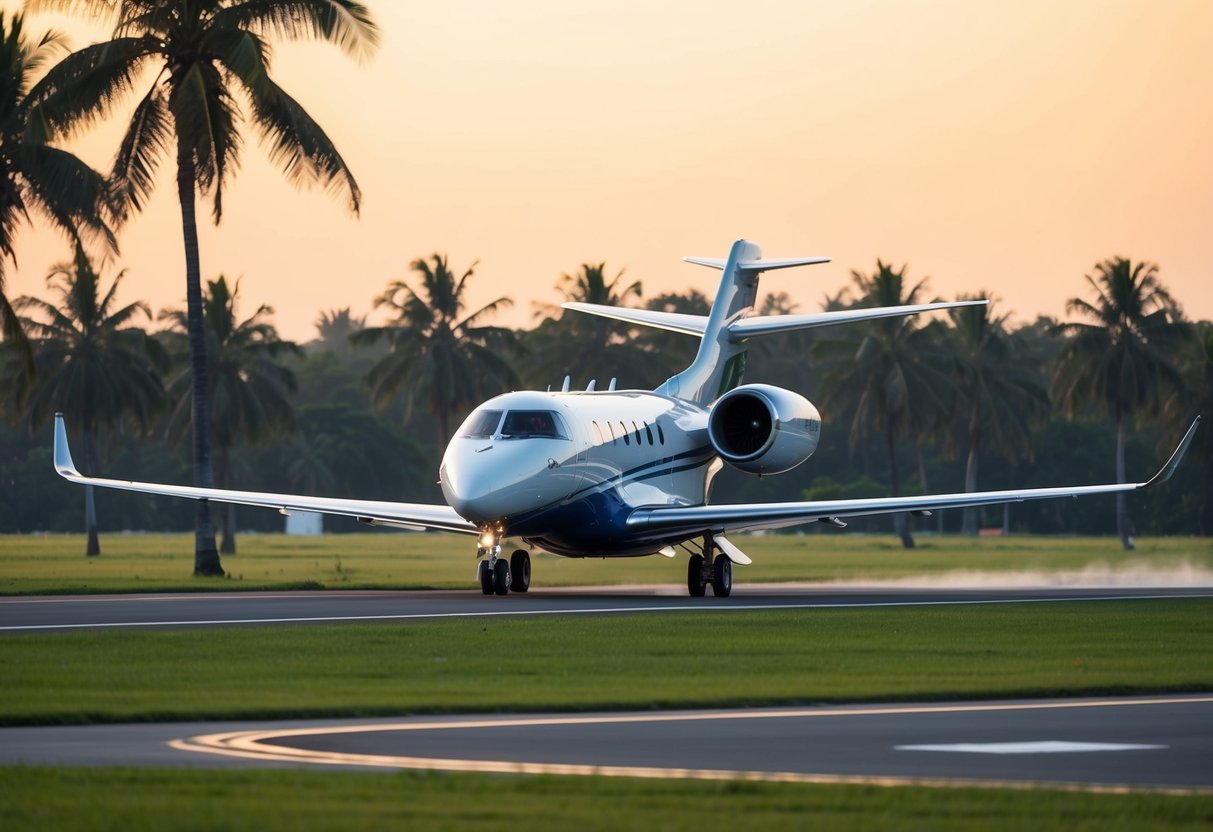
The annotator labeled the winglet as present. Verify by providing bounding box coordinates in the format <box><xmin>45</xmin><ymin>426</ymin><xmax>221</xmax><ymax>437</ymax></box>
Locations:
<box><xmin>53</xmin><ymin>413</ymin><xmax>81</xmax><ymax>478</ymax></box>
<box><xmin>1142</xmin><ymin>416</ymin><xmax>1201</xmax><ymax>488</ymax></box>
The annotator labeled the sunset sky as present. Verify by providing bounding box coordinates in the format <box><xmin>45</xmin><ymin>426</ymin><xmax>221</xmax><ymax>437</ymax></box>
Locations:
<box><xmin>5</xmin><ymin>0</ymin><xmax>1212</xmax><ymax>343</ymax></box>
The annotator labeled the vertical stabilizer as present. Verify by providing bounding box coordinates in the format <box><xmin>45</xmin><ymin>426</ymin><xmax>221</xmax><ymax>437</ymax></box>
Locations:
<box><xmin>656</xmin><ymin>239</ymin><xmax>763</xmax><ymax>404</ymax></box>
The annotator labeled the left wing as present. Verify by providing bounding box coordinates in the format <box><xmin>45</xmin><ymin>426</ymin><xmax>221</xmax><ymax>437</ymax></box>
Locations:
<box><xmin>628</xmin><ymin>417</ymin><xmax>1201</xmax><ymax>536</ymax></box>
<box><xmin>52</xmin><ymin>415</ymin><xmax>477</xmax><ymax>534</ymax></box>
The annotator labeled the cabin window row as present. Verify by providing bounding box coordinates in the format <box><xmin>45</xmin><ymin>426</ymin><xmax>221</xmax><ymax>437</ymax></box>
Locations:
<box><xmin>591</xmin><ymin>420</ymin><xmax>665</xmax><ymax>447</ymax></box>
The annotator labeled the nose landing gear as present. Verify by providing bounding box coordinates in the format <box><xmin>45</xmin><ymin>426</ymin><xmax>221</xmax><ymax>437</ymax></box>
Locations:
<box><xmin>475</xmin><ymin>531</ymin><xmax>531</xmax><ymax>596</ymax></box>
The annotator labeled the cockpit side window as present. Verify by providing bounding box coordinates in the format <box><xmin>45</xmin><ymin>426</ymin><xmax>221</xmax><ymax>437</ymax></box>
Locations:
<box><xmin>500</xmin><ymin>410</ymin><xmax>567</xmax><ymax>439</ymax></box>
<box><xmin>459</xmin><ymin>409</ymin><xmax>503</xmax><ymax>438</ymax></box>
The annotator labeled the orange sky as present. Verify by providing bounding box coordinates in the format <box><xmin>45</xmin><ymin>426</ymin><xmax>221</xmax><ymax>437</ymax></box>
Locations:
<box><xmin>5</xmin><ymin>0</ymin><xmax>1212</xmax><ymax>343</ymax></box>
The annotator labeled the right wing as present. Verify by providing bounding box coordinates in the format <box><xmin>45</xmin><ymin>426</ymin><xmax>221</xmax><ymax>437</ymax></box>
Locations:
<box><xmin>628</xmin><ymin>417</ymin><xmax>1201</xmax><ymax>537</ymax></box>
<box><xmin>53</xmin><ymin>415</ymin><xmax>476</xmax><ymax>534</ymax></box>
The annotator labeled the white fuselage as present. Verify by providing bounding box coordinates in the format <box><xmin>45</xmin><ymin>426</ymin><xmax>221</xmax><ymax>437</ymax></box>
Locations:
<box><xmin>440</xmin><ymin>389</ymin><xmax>721</xmax><ymax>556</ymax></box>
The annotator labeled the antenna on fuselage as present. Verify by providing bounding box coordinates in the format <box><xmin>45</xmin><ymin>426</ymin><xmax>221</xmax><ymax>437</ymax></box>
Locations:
<box><xmin>608</xmin><ymin>378</ymin><xmax>617</xmax><ymax>391</ymax></box>
<box><xmin>586</xmin><ymin>380</ymin><xmax>597</xmax><ymax>391</ymax></box>
<box><xmin>561</xmin><ymin>375</ymin><xmax>571</xmax><ymax>393</ymax></box>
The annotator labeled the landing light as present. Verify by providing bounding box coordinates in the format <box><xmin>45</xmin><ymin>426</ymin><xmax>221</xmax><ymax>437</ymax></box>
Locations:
<box><xmin>479</xmin><ymin>530</ymin><xmax>497</xmax><ymax>549</ymax></box>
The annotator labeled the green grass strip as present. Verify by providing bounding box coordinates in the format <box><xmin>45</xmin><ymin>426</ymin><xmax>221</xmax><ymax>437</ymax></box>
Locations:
<box><xmin>1</xmin><ymin>767</ymin><xmax>1211</xmax><ymax>831</ymax></box>
<box><xmin>2</xmin><ymin>533</ymin><xmax>1210</xmax><ymax>594</ymax></box>
<box><xmin>2</xmin><ymin>600</ymin><xmax>1210</xmax><ymax>725</ymax></box>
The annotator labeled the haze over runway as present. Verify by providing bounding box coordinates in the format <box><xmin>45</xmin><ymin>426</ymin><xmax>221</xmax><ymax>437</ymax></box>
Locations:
<box><xmin>3</xmin><ymin>0</ymin><xmax>1210</xmax><ymax>339</ymax></box>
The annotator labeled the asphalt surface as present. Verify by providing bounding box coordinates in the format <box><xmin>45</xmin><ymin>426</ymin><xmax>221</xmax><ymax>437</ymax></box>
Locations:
<box><xmin>1</xmin><ymin>696</ymin><xmax>1209</xmax><ymax>793</ymax></box>
<box><xmin>3</xmin><ymin>585</ymin><xmax>1211</xmax><ymax>632</ymax></box>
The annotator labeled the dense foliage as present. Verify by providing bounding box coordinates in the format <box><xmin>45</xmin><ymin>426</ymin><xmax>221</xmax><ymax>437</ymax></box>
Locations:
<box><xmin>1</xmin><ymin>255</ymin><xmax>1206</xmax><ymax>540</ymax></box>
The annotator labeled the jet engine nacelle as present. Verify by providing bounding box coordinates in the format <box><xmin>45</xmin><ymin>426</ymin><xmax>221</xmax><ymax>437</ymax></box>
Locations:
<box><xmin>707</xmin><ymin>384</ymin><xmax>822</xmax><ymax>475</ymax></box>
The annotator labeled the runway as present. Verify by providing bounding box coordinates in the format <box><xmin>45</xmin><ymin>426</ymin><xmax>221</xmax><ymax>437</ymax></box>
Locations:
<box><xmin>2</xmin><ymin>585</ymin><xmax>1211</xmax><ymax>632</ymax></box>
<box><xmin>2</xmin><ymin>587</ymin><xmax>1210</xmax><ymax>793</ymax></box>
<box><xmin>1</xmin><ymin>696</ymin><xmax>1210</xmax><ymax>793</ymax></box>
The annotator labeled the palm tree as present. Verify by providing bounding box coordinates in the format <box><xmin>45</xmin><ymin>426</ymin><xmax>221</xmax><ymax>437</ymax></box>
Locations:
<box><xmin>947</xmin><ymin>295</ymin><xmax>1049</xmax><ymax>535</ymax></box>
<box><xmin>160</xmin><ymin>276</ymin><xmax>298</xmax><ymax>554</ymax></box>
<box><xmin>356</xmin><ymin>254</ymin><xmax>517</xmax><ymax>448</ymax></box>
<box><xmin>1052</xmin><ymin>258</ymin><xmax>1189</xmax><ymax>549</ymax></box>
<box><xmin>813</xmin><ymin>261</ymin><xmax>954</xmax><ymax>548</ymax></box>
<box><xmin>0</xmin><ymin>12</ymin><xmax>116</xmax><ymax>357</ymax></box>
<box><xmin>312</xmin><ymin>307</ymin><xmax>366</xmax><ymax>361</ymax></box>
<box><xmin>14</xmin><ymin>247</ymin><xmax>164</xmax><ymax>555</ymax></box>
<box><xmin>31</xmin><ymin>0</ymin><xmax>378</xmax><ymax>575</ymax></box>
<box><xmin>527</xmin><ymin>262</ymin><xmax>644</xmax><ymax>389</ymax></box>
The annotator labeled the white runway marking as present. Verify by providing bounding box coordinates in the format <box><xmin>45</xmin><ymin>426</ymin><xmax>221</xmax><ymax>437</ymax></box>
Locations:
<box><xmin>3</xmin><ymin>592</ymin><xmax>1212</xmax><ymax>632</ymax></box>
<box><xmin>896</xmin><ymin>741</ymin><xmax>1168</xmax><ymax>754</ymax></box>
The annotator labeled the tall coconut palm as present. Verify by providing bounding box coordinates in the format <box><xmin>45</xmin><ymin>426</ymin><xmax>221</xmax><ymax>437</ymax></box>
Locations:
<box><xmin>0</xmin><ymin>12</ymin><xmax>116</xmax><ymax>356</ymax></box>
<box><xmin>812</xmin><ymin>261</ymin><xmax>954</xmax><ymax>548</ymax></box>
<box><xmin>529</xmin><ymin>262</ymin><xmax>645</xmax><ymax>388</ymax></box>
<box><xmin>161</xmin><ymin>276</ymin><xmax>298</xmax><ymax>553</ymax></box>
<box><xmin>30</xmin><ymin>0</ymin><xmax>378</xmax><ymax>575</ymax></box>
<box><xmin>1052</xmin><ymin>257</ymin><xmax>1189</xmax><ymax>549</ymax></box>
<box><xmin>14</xmin><ymin>247</ymin><xmax>164</xmax><ymax>555</ymax></box>
<box><xmin>356</xmin><ymin>254</ymin><xmax>517</xmax><ymax>448</ymax></box>
<box><xmin>947</xmin><ymin>295</ymin><xmax>1049</xmax><ymax>535</ymax></box>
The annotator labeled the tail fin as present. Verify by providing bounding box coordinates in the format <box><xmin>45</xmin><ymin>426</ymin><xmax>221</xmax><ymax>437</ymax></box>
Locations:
<box><xmin>561</xmin><ymin>238</ymin><xmax>981</xmax><ymax>406</ymax></box>
<box><xmin>657</xmin><ymin>239</ymin><xmax>831</xmax><ymax>404</ymax></box>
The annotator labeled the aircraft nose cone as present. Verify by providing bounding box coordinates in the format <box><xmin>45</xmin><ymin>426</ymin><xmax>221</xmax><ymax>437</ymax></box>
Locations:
<box><xmin>441</xmin><ymin>440</ymin><xmax>578</xmax><ymax>524</ymax></box>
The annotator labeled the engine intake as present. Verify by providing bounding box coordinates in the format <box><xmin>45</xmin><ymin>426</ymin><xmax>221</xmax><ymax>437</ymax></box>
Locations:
<box><xmin>708</xmin><ymin>384</ymin><xmax>821</xmax><ymax>474</ymax></box>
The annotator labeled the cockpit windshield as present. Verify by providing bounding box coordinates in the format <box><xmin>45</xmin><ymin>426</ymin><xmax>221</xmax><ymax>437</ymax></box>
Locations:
<box><xmin>500</xmin><ymin>410</ymin><xmax>567</xmax><ymax>439</ymax></box>
<box><xmin>459</xmin><ymin>409</ymin><xmax>503</xmax><ymax>439</ymax></box>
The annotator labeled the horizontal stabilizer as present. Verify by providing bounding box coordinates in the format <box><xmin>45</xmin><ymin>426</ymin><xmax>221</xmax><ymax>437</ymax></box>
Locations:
<box><xmin>728</xmin><ymin>299</ymin><xmax>987</xmax><ymax>340</ymax></box>
<box><xmin>683</xmin><ymin>256</ymin><xmax>830</xmax><ymax>272</ymax></box>
<box><xmin>562</xmin><ymin>303</ymin><xmax>707</xmax><ymax>336</ymax></box>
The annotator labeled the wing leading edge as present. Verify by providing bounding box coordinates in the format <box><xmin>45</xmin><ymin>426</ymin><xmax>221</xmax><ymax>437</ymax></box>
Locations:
<box><xmin>53</xmin><ymin>415</ymin><xmax>477</xmax><ymax>535</ymax></box>
<box><xmin>627</xmin><ymin>417</ymin><xmax>1201</xmax><ymax>537</ymax></box>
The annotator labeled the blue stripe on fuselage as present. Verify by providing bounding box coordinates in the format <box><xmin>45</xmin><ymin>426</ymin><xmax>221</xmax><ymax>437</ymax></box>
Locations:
<box><xmin>505</xmin><ymin>447</ymin><xmax>716</xmax><ymax>555</ymax></box>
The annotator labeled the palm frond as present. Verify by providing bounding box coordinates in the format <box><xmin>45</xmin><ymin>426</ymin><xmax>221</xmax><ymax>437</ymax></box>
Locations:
<box><xmin>17</xmin><ymin>144</ymin><xmax>118</xmax><ymax>253</ymax></box>
<box><xmin>242</xmin><ymin>73</ymin><xmax>359</xmax><ymax>213</ymax></box>
<box><xmin>212</xmin><ymin>0</ymin><xmax>380</xmax><ymax>63</ymax></box>
<box><xmin>110</xmin><ymin>84</ymin><xmax>171</xmax><ymax>219</ymax></box>
<box><xmin>26</xmin><ymin>36</ymin><xmax>161</xmax><ymax>139</ymax></box>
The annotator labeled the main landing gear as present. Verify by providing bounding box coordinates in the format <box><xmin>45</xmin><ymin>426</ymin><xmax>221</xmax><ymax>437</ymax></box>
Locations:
<box><xmin>687</xmin><ymin>534</ymin><xmax>732</xmax><ymax>598</ymax></box>
<box><xmin>476</xmin><ymin>545</ymin><xmax>531</xmax><ymax>596</ymax></box>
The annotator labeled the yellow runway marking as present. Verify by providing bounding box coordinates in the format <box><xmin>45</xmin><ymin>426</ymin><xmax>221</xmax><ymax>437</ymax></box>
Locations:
<box><xmin>170</xmin><ymin>695</ymin><xmax>1213</xmax><ymax>796</ymax></box>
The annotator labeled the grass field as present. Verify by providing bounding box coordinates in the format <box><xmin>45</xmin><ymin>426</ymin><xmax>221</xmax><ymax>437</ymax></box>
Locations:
<box><xmin>3</xmin><ymin>767</ymin><xmax>1211</xmax><ymax>832</ymax></box>
<box><xmin>1</xmin><ymin>532</ymin><xmax>1210</xmax><ymax>594</ymax></box>
<box><xmin>3</xmin><ymin>535</ymin><xmax>1211</xmax><ymax>827</ymax></box>
<box><xmin>2</xmin><ymin>600</ymin><xmax>1210</xmax><ymax>725</ymax></box>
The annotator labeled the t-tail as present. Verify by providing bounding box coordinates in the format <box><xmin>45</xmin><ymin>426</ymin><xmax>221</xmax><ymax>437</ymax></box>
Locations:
<box><xmin>562</xmin><ymin>238</ymin><xmax>988</xmax><ymax>406</ymax></box>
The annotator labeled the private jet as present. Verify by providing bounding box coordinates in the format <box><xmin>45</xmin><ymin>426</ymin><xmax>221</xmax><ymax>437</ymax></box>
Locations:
<box><xmin>53</xmin><ymin>239</ymin><xmax>1200</xmax><ymax>597</ymax></box>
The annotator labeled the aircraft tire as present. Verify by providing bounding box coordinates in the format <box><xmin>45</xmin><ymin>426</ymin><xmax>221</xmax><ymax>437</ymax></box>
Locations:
<box><xmin>687</xmin><ymin>554</ymin><xmax>706</xmax><ymax>597</ymax></box>
<box><xmin>711</xmin><ymin>555</ymin><xmax>732</xmax><ymax>597</ymax></box>
<box><xmin>478</xmin><ymin>560</ymin><xmax>494</xmax><ymax>595</ymax></box>
<box><xmin>509</xmin><ymin>550</ymin><xmax>531</xmax><ymax>593</ymax></box>
<box><xmin>493</xmin><ymin>559</ymin><xmax>511</xmax><ymax>596</ymax></box>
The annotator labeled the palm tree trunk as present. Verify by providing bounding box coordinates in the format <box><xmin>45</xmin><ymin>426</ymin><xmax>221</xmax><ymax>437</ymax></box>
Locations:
<box><xmin>961</xmin><ymin>421</ymin><xmax>980</xmax><ymax>536</ymax></box>
<box><xmin>887</xmin><ymin>426</ymin><xmax>915</xmax><ymax>549</ymax></box>
<box><xmin>1116</xmin><ymin>409</ymin><xmax>1134</xmax><ymax>550</ymax></box>
<box><xmin>915</xmin><ymin>441</ymin><xmax>943</xmax><ymax>534</ymax></box>
<box><xmin>83</xmin><ymin>428</ymin><xmax>100</xmax><ymax>557</ymax></box>
<box><xmin>217</xmin><ymin>442</ymin><xmax>236</xmax><ymax>555</ymax></box>
<box><xmin>176</xmin><ymin>136</ymin><xmax>223</xmax><ymax>576</ymax></box>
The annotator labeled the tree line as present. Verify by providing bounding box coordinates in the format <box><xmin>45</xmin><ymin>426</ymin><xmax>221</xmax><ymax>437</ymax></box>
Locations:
<box><xmin>1</xmin><ymin>250</ymin><xmax>1209</xmax><ymax>554</ymax></box>
<box><xmin>0</xmin><ymin>5</ymin><xmax>1208</xmax><ymax>577</ymax></box>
